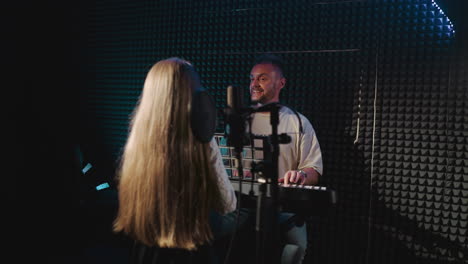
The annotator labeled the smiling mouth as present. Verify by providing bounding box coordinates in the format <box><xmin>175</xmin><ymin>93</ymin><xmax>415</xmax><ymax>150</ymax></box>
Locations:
<box><xmin>251</xmin><ymin>89</ymin><xmax>263</xmax><ymax>97</ymax></box>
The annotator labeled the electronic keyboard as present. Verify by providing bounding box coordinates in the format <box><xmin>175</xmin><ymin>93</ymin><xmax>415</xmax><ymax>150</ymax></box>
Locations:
<box><xmin>230</xmin><ymin>179</ymin><xmax>337</xmax><ymax>215</ymax></box>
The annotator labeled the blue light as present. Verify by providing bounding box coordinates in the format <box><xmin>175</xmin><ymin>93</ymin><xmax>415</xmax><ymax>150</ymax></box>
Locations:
<box><xmin>82</xmin><ymin>163</ymin><xmax>93</xmax><ymax>174</ymax></box>
<box><xmin>431</xmin><ymin>0</ymin><xmax>455</xmax><ymax>35</ymax></box>
<box><xmin>96</xmin><ymin>182</ymin><xmax>110</xmax><ymax>191</ymax></box>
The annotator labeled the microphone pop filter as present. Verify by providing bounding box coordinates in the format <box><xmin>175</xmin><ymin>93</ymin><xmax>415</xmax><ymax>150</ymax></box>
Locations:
<box><xmin>191</xmin><ymin>89</ymin><xmax>217</xmax><ymax>143</ymax></box>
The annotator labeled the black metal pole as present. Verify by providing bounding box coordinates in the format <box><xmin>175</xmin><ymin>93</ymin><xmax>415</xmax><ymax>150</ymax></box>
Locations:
<box><xmin>255</xmin><ymin>104</ymin><xmax>281</xmax><ymax>264</ymax></box>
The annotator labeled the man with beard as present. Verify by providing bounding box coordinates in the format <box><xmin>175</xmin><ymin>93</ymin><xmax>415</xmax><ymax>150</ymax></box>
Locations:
<box><xmin>247</xmin><ymin>53</ymin><xmax>323</xmax><ymax>264</ymax></box>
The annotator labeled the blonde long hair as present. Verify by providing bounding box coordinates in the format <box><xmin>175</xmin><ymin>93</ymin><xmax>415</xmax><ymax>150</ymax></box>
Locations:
<box><xmin>113</xmin><ymin>58</ymin><xmax>224</xmax><ymax>250</ymax></box>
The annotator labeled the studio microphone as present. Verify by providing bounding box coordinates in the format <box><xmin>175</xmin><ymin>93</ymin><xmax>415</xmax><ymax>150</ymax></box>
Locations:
<box><xmin>225</xmin><ymin>85</ymin><xmax>248</xmax><ymax>152</ymax></box>
<box><xmin>227</xmin><ymin>85</ymin><xmax>243</xmax><ymax>113</ymax></box>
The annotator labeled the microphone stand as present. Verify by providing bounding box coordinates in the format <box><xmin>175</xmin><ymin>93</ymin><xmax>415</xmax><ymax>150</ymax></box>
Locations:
<box><xmin>226</xmin><ymin>101</ymin><xmax>283</xmax><ymax>264</ymax></box>
<box><xmin>252</xmin><ymin>103</ymin><xmax>281</xmax><ymax>264</ymax></box>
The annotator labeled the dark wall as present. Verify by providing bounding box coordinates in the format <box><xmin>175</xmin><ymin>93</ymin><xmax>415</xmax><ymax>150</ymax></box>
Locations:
<box><xmin>5</xmin><ymin>0</ymin><xmax>97</xmax><ymax>262</ymax></box>
<box><xmin>81</xmin><ymin>0</ymin><xmax>466</xmax><ymax>264</ymax></box>
<box><xmin>7</xmin><ymin>0</ymin><xmax>466</xmax><ymax>263</ymax></box>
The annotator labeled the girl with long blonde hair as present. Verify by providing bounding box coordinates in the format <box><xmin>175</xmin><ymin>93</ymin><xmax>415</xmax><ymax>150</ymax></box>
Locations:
<box><xmin>113</xmin><ymin>57</ymin><xmax>236</xmax><ymax>251</ymax></box>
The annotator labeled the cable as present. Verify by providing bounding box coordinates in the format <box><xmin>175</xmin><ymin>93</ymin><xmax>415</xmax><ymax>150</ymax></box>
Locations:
<box><xmin>365</xmin><ymin>50</ymin><xmax>379</xmax><ymax>264</ymax></box>
<box><xmin>354</xmin><ymin>70</ymin><xmax>363</xmax><ymax>144</ymax></box>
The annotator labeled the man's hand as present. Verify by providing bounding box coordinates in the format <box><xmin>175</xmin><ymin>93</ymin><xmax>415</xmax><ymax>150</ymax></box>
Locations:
<box><xmin>279</xmin><ymin>168</ymin><xmax>320</xmax><ymax>185</ymax></box>
<box><xmin>280</xmin><ymin>170</ymin><xmax>307</xmax><ymax>185</ymax></box>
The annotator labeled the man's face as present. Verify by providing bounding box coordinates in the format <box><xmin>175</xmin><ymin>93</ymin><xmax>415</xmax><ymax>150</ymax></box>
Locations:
<box><xmin>249</xmin><ymin>63</ymin><xmax>285</xmax><ymax>105</ymax></box>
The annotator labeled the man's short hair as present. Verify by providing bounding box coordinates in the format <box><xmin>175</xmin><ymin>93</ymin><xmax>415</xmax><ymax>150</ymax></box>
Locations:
<box><xmin>253</xmin><ymin>53</ymin><xmax>285</xmax><ymax>78</ymax></box>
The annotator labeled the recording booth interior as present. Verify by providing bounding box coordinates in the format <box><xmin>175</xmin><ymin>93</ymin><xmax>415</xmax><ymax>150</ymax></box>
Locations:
<box><xmin>7</xmin><ymin>0</ymin><xmax>467</xmax><ymax>264</ymax></box>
